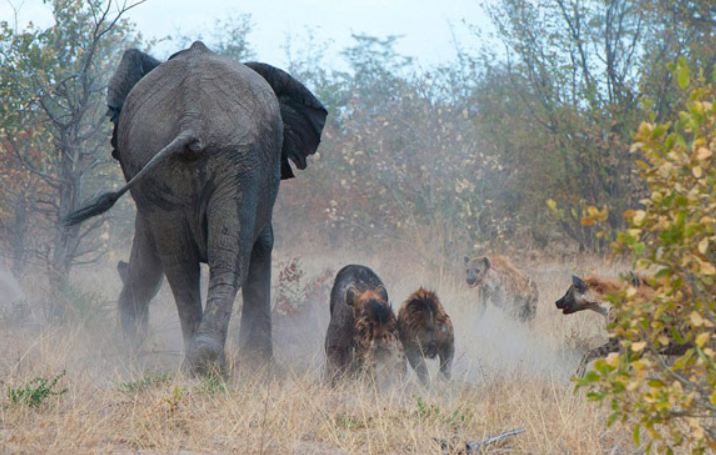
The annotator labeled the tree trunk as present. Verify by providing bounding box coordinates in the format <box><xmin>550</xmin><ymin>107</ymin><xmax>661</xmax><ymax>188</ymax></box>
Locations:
<box><xmin>10</xmin><ymin>193</ymin><xmax>28</xmax><ymax>278</ymax></box>
<box><xmin>47</xmin><ymin>154</ymin><xmax>82</xmax><ymax>320</ymax></box>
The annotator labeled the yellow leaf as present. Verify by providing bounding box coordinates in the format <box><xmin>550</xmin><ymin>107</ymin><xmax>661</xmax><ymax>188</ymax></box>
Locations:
<box><xmin>629</xmin><ymin>142</ymin><xmax>644</xmax><ymax>152</ymax></box>
<box><xmin>690</xmin><ymin>312</ymin><xmax>705</xmax><ymax>327</ymax></box>
<box><xmin>693</xmin><ymin>424</ymin><xmax>705</xmax><ymax>440</ymax></box>
<box><xmin>633</xmin><ymin>210</ymin><xmax>646</xmax><ymax>226</ymax></box>
<box><xmin>631</xmin><ymin>341</ymin><xmax>647</xmax><ymax>352</ymax></box>
<box><xmin>546</xmin><ymin>199</ymin><xmax>557</xmax><ymax>211</ymax></box>
<box><xmin>696</xmin><ymin>332</ymin><xmax>710</xmax><ymax>348</ymax></box>
<box><xmin>693</xmin><ymin>166</ymin><xmax>703</xmax><ymax>178</ymax></box>
<box><xmin>627</xmin><ymin>229</ymin><xmax>641</xmax><ymax>238</ymax></box>
<box><xmin>699</xmin><ymin>238</ymin><xmax>709</xmax><ymax>255</ymax></box>
<box><xmin>637</xmin><ymin>122</ymin><xmax>653</xmax><ymax>137</ymax></box>
<box><xmin>605</xmin><ymin>352</ymin><xmax>619</xmax><ymax>367</ymax></box>
<box><xmin>701</xmin><ymin>261</ymin><xmax>716</xmax><ymax>275</ymax></box>
<box><xmin>697</xmin><ymin>147</ymin><xmax>713</xmax><ymax>160</ymax></box>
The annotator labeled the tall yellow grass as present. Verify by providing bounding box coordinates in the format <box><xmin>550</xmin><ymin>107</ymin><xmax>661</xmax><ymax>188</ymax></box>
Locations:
<box><xmin>0</xmin><ymin>250</ymin><xmax>634</xmax><ymax>454</ymax></box>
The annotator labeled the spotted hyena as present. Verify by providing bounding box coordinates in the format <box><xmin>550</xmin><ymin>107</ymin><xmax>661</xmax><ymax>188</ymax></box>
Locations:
<box><xmin>464</xmin><ymin>255</ymin><xmax>538</xmax><ymax>323</ymax></box>
<box><xmin>324</xmin><ymin>265</ymin><xmax>406</xmax><ymax>385</ymax></box>
<box><xmin>397</xmin><ymin>288</ymin><xmax>454</xmax><ymax>386</ymax></box>
<box><xmin>555</xmin><ymin>273</ymin><xmax>691</xmax><ymax>376</ymax></box>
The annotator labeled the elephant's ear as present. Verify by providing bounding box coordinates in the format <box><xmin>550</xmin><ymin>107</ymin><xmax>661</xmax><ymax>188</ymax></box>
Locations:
<box><xmin>244</xmin><ymin>62</ymin><xmax>328</xmax><ymax>179</ymax></box>
<box><xmin>107</xmin><ymin>49</ymin><xmax>161</xmax><ymax>121</ymax></box>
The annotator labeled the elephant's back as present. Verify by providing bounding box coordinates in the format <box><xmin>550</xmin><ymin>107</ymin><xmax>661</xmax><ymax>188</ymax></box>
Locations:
<box><xmin>118</xmin><ymin>42</ymin><xmax>281</xmax><ymax>177</ymax></box>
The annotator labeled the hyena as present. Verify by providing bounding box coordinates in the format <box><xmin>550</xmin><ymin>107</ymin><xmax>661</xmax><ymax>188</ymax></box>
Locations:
<box><xmin>555</xmin><ymin>274</ymin><xmax>692</xmax><ymax>377</ymax></box>
<box><xmin>397</xmin><ymin>288</ymin><xmax>454</xmax><ymax>386</ymax></box>
<box><xmin>324</xmin><ymin>265</ymin><xmax>406</xmax><ymax>385</ymax></box>
<box><xmin>464</xmin><ymin>255</ymin><xmax>538</xmax><ymax>323</ymax></box>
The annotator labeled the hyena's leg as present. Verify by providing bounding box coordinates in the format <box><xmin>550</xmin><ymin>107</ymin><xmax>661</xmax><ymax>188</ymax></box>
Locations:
<box><xmin>325</xmin><ymin>325</ymin><xmax>352</xmax><ymax>385</ymax></box>
<box><xmin>520</xmin><ymin>281</ymin><xmax>538</xmax><ymax>324</ymax></box>
<box><xmin>576</xmin><ymin>338</ymin><xmax>619</xmax><ymax>377</ymax></box>
<box><xmin>476</xmin><ymin>286</ymin><xmax>488</xmax><ymax>319</ymax></box>
<box><xmin>405</xmin><ymin>346</ymin><xmax>430</xmax><ymax>386</ymax></box>
<box><xmin>660</xmin><ymin>341</ymin><xmax>692</xmax><ymax>356</ymax></box>
<box><xmin>438</xmin><ymin>342</ymin><xmax>454</xmax><ymax>380</ymax></box>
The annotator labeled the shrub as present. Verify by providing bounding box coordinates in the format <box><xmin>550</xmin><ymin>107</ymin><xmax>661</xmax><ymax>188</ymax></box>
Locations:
<box><xmin>7</xmin><ymin>371</ymin><xmax>67</xmax><ymax>408</ymax></box>
<box><xmin>118</xmin><ymin>372</ymin><xmax>171</xmax><ymax>394</ymax></box>
<box><xmin>272</xmin><ymin>257</ymin><xmax>332</xmax><ymax>317</ymax></box>
<box><xmin>579</xmin><ymin>60</ymin><xmax>716</xmax><ymax>452</ymax></box>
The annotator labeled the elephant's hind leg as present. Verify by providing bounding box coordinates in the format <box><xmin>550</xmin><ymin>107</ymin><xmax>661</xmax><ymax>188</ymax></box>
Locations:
<box><xmin>239</xmin><ymin>224</ymin><xmax>274</xmax><ymax>363</ymax></box>
<box><xmin>118</xmin><ymin>214</ymin><xmax>164</xmax><ymax>343</ymax></box>
<box><xmin>187</xmin><ymin>203</ymin><xmax>252</xmax><ymax>375</ymax></box>
<box><xmin>150</xmin><ymin>216</ymin><xmax>203</xmax><ymax>362</ymax></box>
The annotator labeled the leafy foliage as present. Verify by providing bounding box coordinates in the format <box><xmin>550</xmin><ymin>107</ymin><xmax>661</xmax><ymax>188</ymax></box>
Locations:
<box><xmin>7</xmin><ymin>371</ymin><xmax>67</xmax><ymax>408</ymax></box>
<box><xmin>0</xmin><ymin>0</ymin><xmax>140</xmax><ymax>292</ymax></box>
<box><xmin>578</xmin><ymin>62</ymin><xmax>716</xmax><ymax>452</ymax></box>
<box><xmin>272</xmin><ymin>257</ymin><xmax>332</xmax><ymax>317</ymax></box>
<box><xmin>118</xmin><ymin>371</ymin><xmax>171</xmax><ymax>394</ymax></box>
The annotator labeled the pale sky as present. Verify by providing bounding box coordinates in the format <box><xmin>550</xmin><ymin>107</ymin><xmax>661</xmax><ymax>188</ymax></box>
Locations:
<box><xmin>0</xmin><ymin>0</ymin><xmax>492</xmax><ymax>69</ymax></box>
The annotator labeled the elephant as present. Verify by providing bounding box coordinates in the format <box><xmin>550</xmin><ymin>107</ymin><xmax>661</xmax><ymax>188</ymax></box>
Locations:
<box><xmin>64</xmin><ymin>41</ymin><xmax>327</xmax><ymax>374</ymax></box>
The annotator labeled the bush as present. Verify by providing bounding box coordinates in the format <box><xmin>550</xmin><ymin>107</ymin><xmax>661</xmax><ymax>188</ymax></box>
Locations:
<box><xmin>579</xmin><ymin>60</ymin><xmax>716</xmax><ymax>452</ymax></box>
<box><xmin>7</xmin><ymin>371</ymin><xmax>67</xmax><ymax>408</ymax></box>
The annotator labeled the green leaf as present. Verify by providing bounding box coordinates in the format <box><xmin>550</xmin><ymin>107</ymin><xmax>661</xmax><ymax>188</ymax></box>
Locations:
<box><xmin>633</xmin><ymin>242</ymin><xmax>646</xmax><ymax>255</ymax></box>
<box><xmin>633</xmin><ymin>424</ymin><xmax>641</xmax><ymax>445</ymax></box>
<box><xmin>607</xmin><ymin>412</ymin><xmax>620</xmax><ymax>426</ymax></box>
<box><xmin>677</xmin><ymin>57</ymin><xmax>690</xmax><ymax>89</ymax></box>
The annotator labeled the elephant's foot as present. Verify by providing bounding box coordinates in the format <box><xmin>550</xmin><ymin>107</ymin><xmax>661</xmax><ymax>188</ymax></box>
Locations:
<box><xmin>184</xmin><ymin>334</ymin><xmax>226</xmax><ymax>377</ymax></box>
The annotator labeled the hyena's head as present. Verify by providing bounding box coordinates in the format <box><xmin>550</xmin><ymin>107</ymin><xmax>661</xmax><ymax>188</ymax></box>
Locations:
<box><xmin>464</xmin><ymin>256</ymin><xmax>491</xmax><ymax>288</ymax></box>
<box><xmin>401</xmin><ymin>287</ymin><xmax>452</xmax><ymax>356</ymax></box>
<box><xmin>555</xmin><ymin>275</ymin><xmax>594</xmax><ymax>315</ymax></box>
<box><xmin>347</xmin><ymin>287</ymin><xmax>406</xmax><ymax>384</ymax></box>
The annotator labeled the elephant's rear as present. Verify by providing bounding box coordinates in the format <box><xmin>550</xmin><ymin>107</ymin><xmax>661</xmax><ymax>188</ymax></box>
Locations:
<box><xmin>118</xmin><ymin>42</ymin><xmax>282</xmax><ymax>208</ymax></box>
<box><xmin>62</xmin><ymin>41</ymin><xmax>328</xmax><ymax>376</ymax></box>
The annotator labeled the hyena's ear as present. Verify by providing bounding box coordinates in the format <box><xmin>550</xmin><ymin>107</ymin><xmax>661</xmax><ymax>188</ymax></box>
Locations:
<box><xmin>375</xmin><ymin>284</ymin><xmax>389</xmax><ymax>302</ymax></box>
<box><xmin>572</xmin><ymin>275</ymin><xmax>587</xmax><ymax>292</ymax></box>
<box><xmin>480</xmin><ymin>256</ymin><xmax>491</xmax><ymax>269</ymax></box>
<box><xmin>463</xmin><ymin>256</ymin><xmax>470</xmax><ymax>265</ymax></box>
<box><xmin>346</xmin><ymin>286</ymin><xmax>359</xmax><ymax>306</ymax></box>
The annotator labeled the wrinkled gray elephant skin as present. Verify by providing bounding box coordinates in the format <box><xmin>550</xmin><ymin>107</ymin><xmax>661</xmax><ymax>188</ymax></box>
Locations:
<box><xmin>64</xmin><ymin>41</ymin><xmax>327</xmax><ymax>375</ymax></box>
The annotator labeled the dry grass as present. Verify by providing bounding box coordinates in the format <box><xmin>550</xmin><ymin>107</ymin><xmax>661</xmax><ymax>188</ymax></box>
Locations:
<box><xmin>0</xmin><ymin>250</ymin><xmax>638</xmax><ymax>454</ymax></box>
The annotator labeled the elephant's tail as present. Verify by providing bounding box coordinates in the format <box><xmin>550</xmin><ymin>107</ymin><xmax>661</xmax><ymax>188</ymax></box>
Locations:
<box><xmin>62</xmin><ymin>130</ymin><xmax>199</xmax><ymax>226</ymax></box>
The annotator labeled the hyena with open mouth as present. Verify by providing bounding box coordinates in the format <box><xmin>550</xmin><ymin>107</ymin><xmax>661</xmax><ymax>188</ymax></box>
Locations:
<box><xmin>555</xmin><ymin>273</ymin><xmax>692</xmax><ymax>377</ymax></box>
